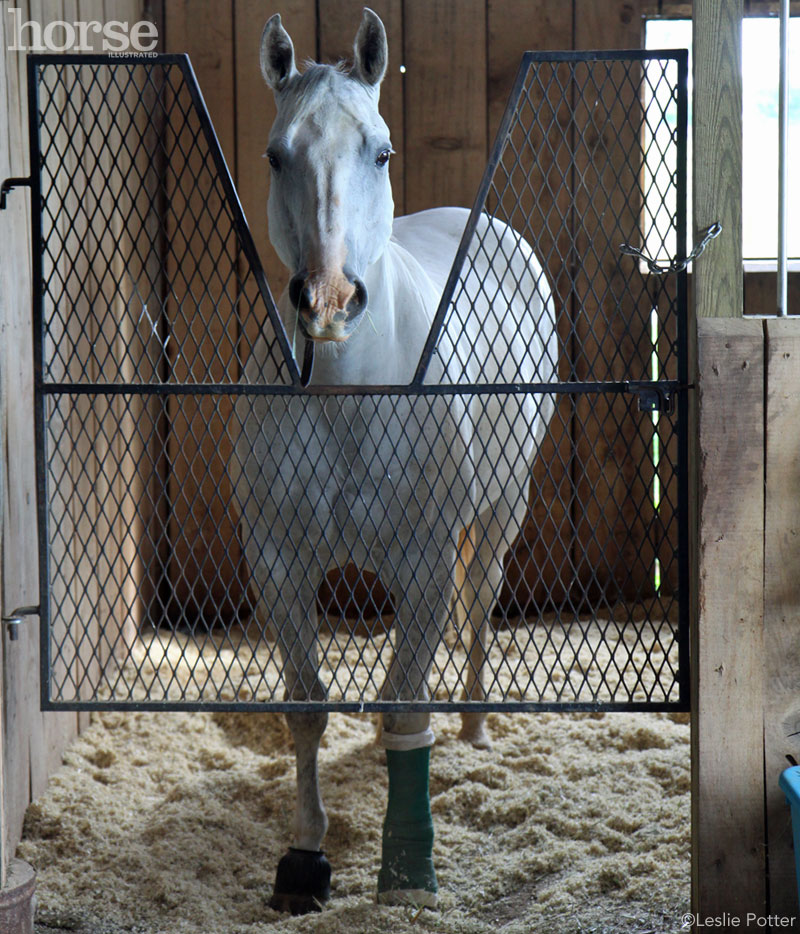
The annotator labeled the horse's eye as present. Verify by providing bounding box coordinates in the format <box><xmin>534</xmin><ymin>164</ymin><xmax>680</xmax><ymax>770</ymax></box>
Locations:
<box><xmin>266</xmin><ymin>150</ymin><xmax>281</xmax><ymax>171</ymax></box>
<box><xmin>376</xmin><ymin>148</ymin><xmax>393</xmax><ymax>167</ymax></box>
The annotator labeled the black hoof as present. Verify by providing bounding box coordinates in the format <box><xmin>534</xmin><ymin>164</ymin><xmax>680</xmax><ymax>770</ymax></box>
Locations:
<box><xmin>269</xmin><ymin>848</ymin><xmax>331</xmax><ymax>916</ymax></box>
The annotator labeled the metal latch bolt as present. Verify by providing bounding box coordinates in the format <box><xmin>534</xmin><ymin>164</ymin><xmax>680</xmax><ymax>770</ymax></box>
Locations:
<box><xmin>0</xmin><ymin>176</ymin><xmax>32</xmax><ymax>210</ymax></box>
<box><xmin>2</xmin><ymin>606</ymin><xmax>39</xmax><ymax>641</ymax></box>
<box><xmin>625</xmin><ymin>382</ymin><xmax>676</xmax><ymax>416</ymax></box>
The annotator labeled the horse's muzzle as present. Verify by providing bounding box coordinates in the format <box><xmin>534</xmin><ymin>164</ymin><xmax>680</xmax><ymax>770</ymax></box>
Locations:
<box><xmin>289</xmin><ymin>270</ymin><xmax>368</xmax><ymax>342</ymax></box>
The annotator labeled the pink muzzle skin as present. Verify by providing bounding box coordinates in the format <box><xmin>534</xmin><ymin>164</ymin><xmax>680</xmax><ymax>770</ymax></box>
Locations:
<box><xmin>289</xmin><ymin>270</ymin><xmax>368</xmax><ymax>342</ymax></box>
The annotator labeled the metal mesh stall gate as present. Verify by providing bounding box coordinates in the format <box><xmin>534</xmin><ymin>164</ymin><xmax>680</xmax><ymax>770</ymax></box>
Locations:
<box><xmin>26</xmin><ymin>50</ymin><xmax>689</xmax><ymax>712</ymax></box>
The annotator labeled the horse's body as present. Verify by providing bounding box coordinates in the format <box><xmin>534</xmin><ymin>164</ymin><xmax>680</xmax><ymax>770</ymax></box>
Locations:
<box><xmin>234</xmin><ymin>9</ymin><xmax>556</xmax><ymax>913</ymax></box>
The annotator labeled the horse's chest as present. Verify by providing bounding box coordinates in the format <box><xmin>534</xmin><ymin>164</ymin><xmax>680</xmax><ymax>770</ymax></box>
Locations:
<box><xmin>289</xmin><ymin>396</ymin><xmax>413</xmax><ymax>510</ymax></box>
<box><xmin>271</xmin><ymin>395</ymin><xmax>470</xmax><ymax>548</ymax></box>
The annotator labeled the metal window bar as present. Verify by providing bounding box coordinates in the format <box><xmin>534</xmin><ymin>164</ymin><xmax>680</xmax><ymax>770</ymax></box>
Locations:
<box><xmin>25</xmin><ymin>50</ymin><xmax>690</xmax><ymax>713</ymax></box>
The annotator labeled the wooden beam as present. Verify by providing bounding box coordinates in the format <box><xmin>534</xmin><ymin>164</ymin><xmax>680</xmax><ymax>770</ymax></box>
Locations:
<box><xmin>763</xmin><ymin>318</ymin><xmax>800</xmax><ymax>918</ymax></box>
<box><xmin>692</xmin><ymin>317</ymin><xmax>766</xmax><ymax>920</ymax></box>
<box><xmin>693</xmin><ymin>0</ymin><xmax>743</xmax><ymax>318</ymax></box>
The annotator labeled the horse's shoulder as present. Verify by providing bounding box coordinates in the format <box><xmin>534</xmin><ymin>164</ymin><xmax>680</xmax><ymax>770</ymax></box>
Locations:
<box><xmin>393</xmin><ymin>208</ymin><xmax>541</xmax><ymax>271</ymax></box>
<box><xmin>390</xmin><ymin>208</ymin><xmax>469</xmax><ymax>292</ymax></box>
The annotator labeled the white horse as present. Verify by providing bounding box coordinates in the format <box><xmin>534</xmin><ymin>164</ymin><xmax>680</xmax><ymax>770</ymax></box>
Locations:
<box><xmin>234</xmin><ymin>8</ymin><xmax>557</xmax><ymax>913</ymax></box>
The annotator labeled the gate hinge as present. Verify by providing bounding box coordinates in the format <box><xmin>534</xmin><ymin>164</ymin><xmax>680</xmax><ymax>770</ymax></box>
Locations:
<box><xmin>0</xmin><ymin>176</ymin><xmax>32</xmax><ymax>210</ymax></box>
<box><xmin>625</xmin><ymin>381</ymin><xmax>676</xmax><ymax>415</ymax></box>
<box><xmin>2</xmin><ymin>605</ymin><xmax>40</xmax><ymax>641</ymax></box>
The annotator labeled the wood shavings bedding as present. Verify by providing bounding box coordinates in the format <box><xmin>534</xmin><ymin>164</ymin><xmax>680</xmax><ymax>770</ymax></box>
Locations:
<box><xmin>19</xmin><ymin>701</ymin><xmax>689</xmax><ymax>933</ymax></box>
<box><xmin>86</xmin><ymin>610</ymin><xmax>680</xmax><ymax>707</ymax></box>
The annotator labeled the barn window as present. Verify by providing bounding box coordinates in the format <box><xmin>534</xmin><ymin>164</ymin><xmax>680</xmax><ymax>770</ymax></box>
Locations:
<box><xmin>645</xmin><ymin>16</ymin><xmax>800</xmax><ymax>265</ymax></box>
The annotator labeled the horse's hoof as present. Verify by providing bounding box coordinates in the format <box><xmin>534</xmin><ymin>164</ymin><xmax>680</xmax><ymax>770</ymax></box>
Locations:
<box><xmin>268</xmin><ymin>892</ymin><xmax>323</xmax><ymax>915</ymax></box>
<box><xmin>458</xmin><ymin>714</ymin><xmax>492</xmax><ymax>750</ymax></box>
<box><xmin>377</xmin><ymin>887</ymin><xmax>439</xmax><ymax>909</ymax></box>
<box><xmin>269</xmin><ymin>848</ymin><xmax>331</xmax><ymax>915</ymax></box>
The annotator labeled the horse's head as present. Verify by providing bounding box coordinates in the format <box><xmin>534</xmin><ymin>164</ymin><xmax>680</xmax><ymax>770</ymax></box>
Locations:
<box><xmin>261</xmin><ymin>9</ymin><xmax>393</xmax><ymax>343</ymax></box>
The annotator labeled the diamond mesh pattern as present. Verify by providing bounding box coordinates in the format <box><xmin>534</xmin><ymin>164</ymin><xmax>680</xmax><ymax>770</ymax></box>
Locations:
<box><xmin>423</xmin><ymin>56</ymin><xmax>683</xmax><ymax>387</ymax></box>
<box><xmin>36</xmin><ymin>58</ymin><xmax>293</xmax><ymax>387</ymax></box>
<box><xmin>45</xmin><ymin>391</ymin><xmax>681</xmax><ymax>707</ymax></box>
<box><xmin>33</xmin><ymin>52</ymin><xmax>689</xmax><ymax>711</ymax></box>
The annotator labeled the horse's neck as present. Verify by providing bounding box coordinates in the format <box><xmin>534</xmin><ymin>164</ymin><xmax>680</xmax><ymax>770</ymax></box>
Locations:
<box><xmin>303</xmin><ymin>238</ymin><xmax>439</xmax><ymax>387</ymax></box>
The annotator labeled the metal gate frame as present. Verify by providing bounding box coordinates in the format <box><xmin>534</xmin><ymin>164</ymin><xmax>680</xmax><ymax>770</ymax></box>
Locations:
<box><xmin>10</xmin><ymin>49</ymin><xmax>690</xmax><ymax>713</ymax></box>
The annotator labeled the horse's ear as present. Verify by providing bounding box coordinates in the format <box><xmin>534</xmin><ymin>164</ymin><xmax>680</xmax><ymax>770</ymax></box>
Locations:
<box><xmin>351</xmin><ymin>8</ymin><xmax>387</xmax><ymax>88</ymax></box>
<box><xmin>260</xmin><ymin>14</ymin><xmax>298</xmax><ymax>91</ymax></box>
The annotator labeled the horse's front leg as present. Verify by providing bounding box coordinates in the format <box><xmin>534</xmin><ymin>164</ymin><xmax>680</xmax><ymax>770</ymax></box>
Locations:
<box><xmin>270</xmin><ymin>708</ymin><xmax>330</xmax><ymax>915</ymax></box>
<box><xmin>376</xmin><ymin>550</ymin><xmax>453</xmax><ymax>908</ymax></box>
<box><xmin>264</xmin><ymin>576</ymin><xmax>332</xmax><ymax>916</ymax></box>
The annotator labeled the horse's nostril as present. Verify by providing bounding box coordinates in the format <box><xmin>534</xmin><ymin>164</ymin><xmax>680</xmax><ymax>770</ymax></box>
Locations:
<box><xmin>346</xmin><ymin>277</ymin><xmax>368</xmax><ymax>321</ymax></box>
<box><xmin>289</xmin><ymin>274</ymin><xmax>311</xmax><ymax>313</ymax></box>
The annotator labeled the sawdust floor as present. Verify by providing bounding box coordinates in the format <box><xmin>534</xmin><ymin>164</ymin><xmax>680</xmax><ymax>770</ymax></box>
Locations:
<box><xmin>19</xmin><ymin>701</ymin><xmax>690</xmax><ymax>934</ymax></box>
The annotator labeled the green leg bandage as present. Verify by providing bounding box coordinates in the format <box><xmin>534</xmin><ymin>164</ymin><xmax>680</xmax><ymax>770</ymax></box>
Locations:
<box><xmin>377</xmin><ymin>746</ymin><xmax>438</xmax><ymax>907</ymax></box>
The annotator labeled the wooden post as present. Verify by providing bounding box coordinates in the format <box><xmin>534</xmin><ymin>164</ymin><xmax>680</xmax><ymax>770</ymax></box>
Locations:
<box><xmin>693</xmin><ymin>319</ymin><xmax>766</xmax><ymax>920</ymax></box>
<box><xmin>692</xmin><ymin>0</ymin><xmax>743</xmax><ymax>320</ymax></box>
<box><xmin>691</xmin><ymin>0</ymin><xmax>757</xmax><ymax>922</ymax></box>
<box><xmin>0</xmin><ymin>1</ymin><xmax>10</xmax><ymax>891</ymax></box>
<box><xmin>763</xmin><ymin>318</ymin><xmax>800</xmax><ymax>919</ymax></box>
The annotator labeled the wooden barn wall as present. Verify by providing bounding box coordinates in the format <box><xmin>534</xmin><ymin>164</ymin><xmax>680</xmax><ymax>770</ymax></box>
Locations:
<box><xmin>693</xmin><ymin>318</ymin><xmax>800</xmax><ymax>918</ymax></box>
<box><xmin>0</xmin><ymin>0</ymin><xmax>148</xmax><ymax>875</ymax></box>
<box><xmin>158</xmin><ymin>0</ymin><xmax>666</xmax><ymax>627</ymax></box>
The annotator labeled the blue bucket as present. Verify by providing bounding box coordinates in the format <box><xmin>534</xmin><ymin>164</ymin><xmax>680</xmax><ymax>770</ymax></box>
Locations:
<box><xmin>779</xmin><ymin>766</ymin><xmax>800</xmax><ymax>908</ymax></box>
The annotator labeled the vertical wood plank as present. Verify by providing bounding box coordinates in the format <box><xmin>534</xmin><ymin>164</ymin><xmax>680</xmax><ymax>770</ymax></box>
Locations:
<box><xmin>693</xmin><ymin>0</ymin><xmax>743</xmax><ymax>319</ymax></box>
<box><xmin>0</xmin><ymin>2</ymin><xmax>13</xmax><ymax>884</ymax></box>
<box><xmin>164</xmin><ymin>1</ymin><xmax>243</xmax><ymax>626</ymax></box>
<box><xmin>403</xmin><ymin>0</ymin><xmax>487</xmax><ymax>213</ymax></box>
<box><xmin>572</xmin><ymin>0</ymin><xmax>655</xmax><ymax>608</ymax></box>
<box><xmin>1</xmin><ymin>0</ymin><xmax>83</xmax><ymax>856</ymax></box>
<box><xmin>487</xmin><ymin>0</ymin><xmax>575</xmax><ymax>612</ymax></box>
<box><xmin>1</xmin><ymin>0</ymin><xmax>146</xmax><ymax>858</ymax></box>
<box><xmin>2</xmin><ymin>0</ymin><xmax>41</xmax><ymax>855</ymax></box>
<box><xmin>691</xmin><ymin>0</ymin><xmax>750</xmax><ymax>914</ymax></box>
<box><xmin>33</xmin><ymin>0</ymin><xmax>88</xmax><ymax>797</ymax></box>
<box><xmin>487</xmin><ymin>0</ymin><xmax>573</xmax><ymax>140</ymax></box>
<box><xmin>692</xmin><ymin>317</ymin><xmax>766</xmax><ymax>919</ymax></box>
<box><xmin>86</xmin><ymin>0</ymin><xmax>157</xmax><ymax>715</ymax></box>
<box><xmin>763</xmin><ymin>318</ymin><xmax>800</xmax><ymax>918</ymax></box>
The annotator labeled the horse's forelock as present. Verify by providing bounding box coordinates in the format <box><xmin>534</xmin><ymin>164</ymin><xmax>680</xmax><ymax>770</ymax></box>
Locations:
<box><xmin>278</xmin><ymin>62</ymin><xmax>380</xmax><ymax>127</ymax></box>
<box><xmin>299</xmin><ymin>59</ymin><xmax>349</xmax><ymax>76</ymax></box>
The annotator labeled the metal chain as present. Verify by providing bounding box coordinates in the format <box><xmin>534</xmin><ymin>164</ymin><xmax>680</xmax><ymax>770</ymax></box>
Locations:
<box><xmin>619</xmin><ymin>221</ymin><xmax>722</xmax><ymax>275</ymax></box>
